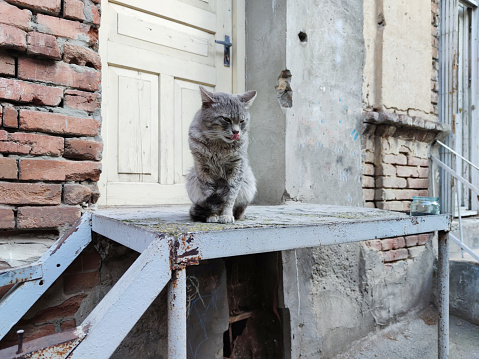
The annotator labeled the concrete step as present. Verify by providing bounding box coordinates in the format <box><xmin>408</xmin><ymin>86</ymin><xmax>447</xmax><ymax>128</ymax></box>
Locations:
<box><xmin>334</xmin><ymin>307</ymin><xmax>479</xmax><ymax>359</ymax></box>
<box><xmin>449</xmin><ymin>257</ymin><xmax>479</xmax><ymax>326</ymax></box>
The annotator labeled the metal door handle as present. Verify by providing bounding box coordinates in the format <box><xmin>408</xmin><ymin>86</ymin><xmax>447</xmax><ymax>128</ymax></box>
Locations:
<box><xmin>215</xmin><ymin>35</ymin><xmax>232</xmax><ymax>67</ymax></box>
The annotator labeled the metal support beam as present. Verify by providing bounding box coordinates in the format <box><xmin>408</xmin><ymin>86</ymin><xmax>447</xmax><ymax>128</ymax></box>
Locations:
<box><xmin>168</xmin><ymin>268</ymin><xmax>187</xmax><ymax>359</ymax></box>
<box><xmin>0</xmin><ymin>213</ymin><xmax>92</xmax><ymax>340</ymax></box>
<box><xmin>438</xmin><ymin>231</ymin><xmax>449</xmax><ymax>359</ymax></box>
<box><xmin>0</xmin><ymin>264</ymin><xmax>43</xmax><ymax>287</ymax></box>
<box><xmin>69</xmin><ymin>237</ymin><xmax>172</xmax><ymax>359</ymax></box>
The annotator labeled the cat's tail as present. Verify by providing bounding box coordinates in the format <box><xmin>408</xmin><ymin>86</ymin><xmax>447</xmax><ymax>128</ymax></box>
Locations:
<box><xmin>189</xmin><ymin>180</ymin><xmax>229</xmax><ymax>222</ymax></box>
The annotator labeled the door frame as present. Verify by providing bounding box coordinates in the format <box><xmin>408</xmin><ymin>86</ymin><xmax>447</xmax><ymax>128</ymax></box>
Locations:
<box><xmin>97</xmin><ymin>0</ymin><xmax>246</xmax><ymax>207</ymax></box>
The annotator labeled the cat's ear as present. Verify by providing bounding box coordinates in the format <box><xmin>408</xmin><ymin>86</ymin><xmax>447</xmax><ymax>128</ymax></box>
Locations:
<box><xmin>199</xmin><ymin>86</ymin><xmax>215</xmax><ymax>106</ymax></box>
<box><xmin>238</xmin><ymin>90</ymin><xmax>257</xmax><ymax>109</ymax></box>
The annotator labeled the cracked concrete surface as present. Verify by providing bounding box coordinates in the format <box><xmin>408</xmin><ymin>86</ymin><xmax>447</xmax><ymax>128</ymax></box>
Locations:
<box><xmin>334</xmin><ymin>306</ymin><xmax>479</xmax><ymax>359</ymax></box>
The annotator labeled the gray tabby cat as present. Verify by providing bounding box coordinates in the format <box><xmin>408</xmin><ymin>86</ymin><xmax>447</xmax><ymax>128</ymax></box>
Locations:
<box><xmin>186</xmin><ymin>86</ymin><xmax>257</xmax><ymax>223</ymax></box>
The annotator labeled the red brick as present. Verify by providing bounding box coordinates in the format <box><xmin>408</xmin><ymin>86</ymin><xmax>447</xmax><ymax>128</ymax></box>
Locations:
<box><xmin>364</xmin><ymin>201</ymin><xmax>375</xmax><ymax>208</ymax></box>
<box><xmin>3</xmin><ymin>106</ymin><xmax>18</xmax><ymax>128</ymax></box>
<box><xmin>384</xmin><ymin>249</ymin><xmax>409</xmax><ymax>262</ymax></box>
<box><xmin>63</xmin><ymin>184</ymin><xmax>92</xmax><ymax>205</ymax></box>
<box><xmin>64</xmin><ymin>271</ymin><xmax>100</xmax><ymax>294</ymax></box>
<box><xmin>376</xmin><ymin>164</ymin><xmax>396</xmax><ymax>176</ymax></box>
<box><xmin>64</xmin><ymin>138</ymin><xmax>102</xmax><ymax>161</ymax></box>
<box><xmin>0</xmin><ymin>130</ymin><xmax>7</xmax><ymax>141</ymax></box>
<box><xmin>376</xmin><ymin>176</ymin><xmax>407</xmax><ymax>188</ymax></box>
<box><xmin>19</xmin><ymin>159</ymin><xmax>101</xmax><ymax>181</ymax></box>
<box><xmin>381</xmin><ymin>153</ymin><xmax>407</xmax><ymax>165</ymax></box>
<box><xmin>0</xmin><ymin>54</ymin><xmax>15</xmax><ymax>76</ymax></box>
<box><xmin>64</xmin><ymin>90</ymin><xmax>100</xmax><ymax>112</ymax></box>
<box><xmin>363</xmin><ymin>188</ymin><xmax>375</xmax><ymax>201</ymax></box>
<box><xmin>36</xmin><ymin>14</ymin><xmax>90</xmax><ymax>40</ymax></box>
<box><xmin>61</xmin><ymin>319</ymin><xmax>77</xmax><ymax>331</ymax></box>
<box><xmin>0</xmin><ymin>78</ymin><xmax>63</xmax><ymax>106</ymax></box>
<box><xmin>417</xmin><ymin>233</ymin><xmax>431</xmax><ymax>245</ymax></box>
<box><xmin>6</xmin><ymin>0</ymin><xmax>61</xmax><ymax>15</ymax></box>
<box><xmin>0</xmin><ymin>182</ymin><xmax>61</xmax><ymax>205</ymax></box>
<box><xmin>81</xmin><ymin>250</ymin><xmax>101</xmax><ymax>271</ymax></box>
<box><xmin>90</xmin><ymin>5</ymin><xmax>100</xmax><ymax>25</ymax></box>
<box><xmin>0</xmin><ymin>2</ymin><xmax>32</xmax><ymax>30</ymax></box>
<box><xmin>19</xmin><ymin>110</ymin><xmax>99</xmax><ymax>136</ymax></box>
<box><xmin>381</xmin><ymin>238</ymin><xmax>394</xmax><ymax>251</ymax></box>
<box><xmin>407</xmin><ymin>156</ymin><xmax>429</xmax><ymax>166</ymax></box>
<box><xmin>30</xmin><ymin>295</ymin><xmax>87</xmax><ymax>323</ymax></box>
<box><xmin>376</xmin><ymin>201</ymin><xmax>410</xmax><ymax>212</ymax></box>
<box><xmin>0</xmin><ymin>207</ymin><xmax>15</xmax><ymax>229</ymax></box>
<box><xmin>63</xmin><ymin>44</ymin><xmax>101</xmax><ymax>70</ymax></box>
<box><xmin>26</xmin><ymin>32</ymin><xmax>61</xmax><ymax>60</ymax></box>
<box><xmin>363</xmin><ymin>163</ymin><xmax>374</xmax><ymax>176</ymax></box>
<box><xmin>0</xmin><ymin>106</ymin><xmax>2</xmax><ymax>126</ymax></box>
<box><xmin>17</xmin><ymin>205</ymin><xmax>81</xmax><ymax>229</ymax></box>
<box><xmin>0</xmin><ymin>132</ymin><xmax>63</xmax><ymax>156</ymax></box>
<box><xmin>405</xmin><ymin>235</ymin><xmax>419</xmax><ymax>247</ymax></box>
<box><xmin>18</xmin><ymin>57</ymin><xmax>101</xmax><ymax>91</ymax></box>
<box><xmin>375</xmin><ymin>189</ymin><xmax>423</xmax><ymax>201</ymax></box>
<box><xmin>407</xmin><ymin>178</ymin><xmax>429</xmax><ymax>189</ymax></box>
<box><xmin>64</xmin><ymin>0</ymin><xmax>85</xmax><ymax>21</ymax></box>
<box><xmin>392</xmin><ymin>236</ymin><xmax>406</xmax><ymax>249</ymax></box>
<box><xmin>0</xmin><ymin>23</ymin><xmax>27</xmax><ymax>51</ymax></box>
<box><xmin>365</xmin><ymin>239</ymin><xmax>382</xmax><ymax>251</ymax></box>
<box><xmin>396</xmin><ymin>166</ymin><xmax>420</xmax><ymax>178</ymax></box>
<box><xmin>418</xmin><ymin>167</ymin><xmax>429</xmax><ymax>178</ymax></box>
<box><xmin>0</xmin><ymin>158</ymin><xmax>17</xmax><ymax>179</ymax></box>
<box><xmin>362</xmin><ymin>175</ymin><xmax>375</xmax><ymax>188</ymax></box>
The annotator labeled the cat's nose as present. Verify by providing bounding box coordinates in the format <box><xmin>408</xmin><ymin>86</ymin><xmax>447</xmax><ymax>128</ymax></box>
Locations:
<box><xmin>232</xmin><ymin>130</ymin><xmax>239</xmax><ymax>134</ymax></box>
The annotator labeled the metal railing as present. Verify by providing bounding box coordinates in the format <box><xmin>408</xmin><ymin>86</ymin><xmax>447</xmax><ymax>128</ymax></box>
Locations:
<box><xmin>432</xmin><ymin>140</ymin><xmax>479</xmax><ymax>262</ymax></box>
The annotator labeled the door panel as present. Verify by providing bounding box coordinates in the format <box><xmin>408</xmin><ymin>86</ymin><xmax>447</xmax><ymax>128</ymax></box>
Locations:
<box><xmin>101</xmin><ymin>0</ymin><xmax>235</xmax><ymax>205</ymax></box>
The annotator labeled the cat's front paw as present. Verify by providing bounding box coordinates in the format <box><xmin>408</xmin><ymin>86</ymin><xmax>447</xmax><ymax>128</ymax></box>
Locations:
<box><xmin>206</xmin><ymin>215</ymin><xmax>219</xmax><ymax>223</ymax></box>
<box><xmin>217</xmin><ymin>214</ymin><xmax>235</xmax><ymax>224</ymax></box>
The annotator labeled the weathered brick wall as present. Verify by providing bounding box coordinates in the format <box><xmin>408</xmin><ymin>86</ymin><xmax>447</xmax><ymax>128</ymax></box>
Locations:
<box><xmin>0</xmin><ymin>242</ymin><xmax>102</xmax><ymax>348</ymax></box>
<box><xmin>0</xmin><ymin>0</ymin><xmax>102</xmax><ymax>268</ymax></box>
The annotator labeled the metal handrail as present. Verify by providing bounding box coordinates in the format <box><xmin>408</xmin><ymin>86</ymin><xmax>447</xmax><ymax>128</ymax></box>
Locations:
<box><xmin>432</xmin><ymin>142</ymin><xmax>479</xmax><ymax>263</ymax></box>
<box><xmin>436</xmin><ymin>140</ymin><xmax>479</xmax><ymax>172</ymax></box>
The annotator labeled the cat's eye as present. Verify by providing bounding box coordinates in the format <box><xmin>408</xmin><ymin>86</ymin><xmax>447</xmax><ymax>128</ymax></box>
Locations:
<box><xmin>240</xmin><ymin>120</ymin><xmax>245</xmax><ymax>123</ymax></box>
<box><xmin>221</xmin><ymin>117</ymin><xmax>231</xmax><ymax>123</ymax></box>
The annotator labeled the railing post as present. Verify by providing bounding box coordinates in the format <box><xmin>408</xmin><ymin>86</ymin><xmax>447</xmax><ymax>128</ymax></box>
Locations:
<box><xmin>168</xmin><ymin>267</ymin><xmax>187</xmax><ymax>359</ymax></box>
<box><xmin>438</xmin><ymin>231</ymin><xmax>449</xmax><ymax>359</ymax></box>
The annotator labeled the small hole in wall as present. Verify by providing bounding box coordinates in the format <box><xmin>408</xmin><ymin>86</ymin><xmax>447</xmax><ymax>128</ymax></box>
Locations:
<box><xmin>298</xmin><ymin>31</ymin><xmax>308</xmax><ymax>43</ymax></box>
<box><xmin>39</xmin><ymin>280</ymin><xmax>44</xmax><ymax>286</ymax></box>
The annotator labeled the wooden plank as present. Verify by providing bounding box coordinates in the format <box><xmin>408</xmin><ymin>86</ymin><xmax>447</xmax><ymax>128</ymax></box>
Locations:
<box><xmin>107</xmin><ymin>41</ymin><xmax>216</xmax><ymax>87</ymax></box>
<box><xmin>106</xmin><ymin>182</ymin><xmax>190</xmax><ymax>205</ymax></box>
<box><xmin>117</xmin><ymin>8</ymin><xmax>209</xmax><ymax>57</ymax></box>
<box><xmin>111</xmin><ymin>0</ymin><xmax>217</xmax><ymax>33</ymax></box>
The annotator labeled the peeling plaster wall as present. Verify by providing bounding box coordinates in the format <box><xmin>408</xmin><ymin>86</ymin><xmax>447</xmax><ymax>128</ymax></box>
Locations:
<box><xmin>363</xmin><ymin>0</ymin><xmax>434</xmax><ymax>119</ymax></box>
<box><xmin>284</xmin><ymin>0</ymin><xmax>365</xmax><ymax>206</ymax></box>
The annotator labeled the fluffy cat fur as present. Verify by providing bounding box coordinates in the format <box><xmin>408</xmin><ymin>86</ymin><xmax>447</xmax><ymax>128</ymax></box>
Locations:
<box><xmin>186</xmin><ymin>86</ymin><xmax>257</xmax><ymax>223</ymax></box>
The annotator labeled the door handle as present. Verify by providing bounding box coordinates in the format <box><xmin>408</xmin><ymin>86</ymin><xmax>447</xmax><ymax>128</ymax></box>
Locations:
<box><xmin>215</xmin><ymin>35</ymin><xmax>232</xmax><ymax>67</ymax></box>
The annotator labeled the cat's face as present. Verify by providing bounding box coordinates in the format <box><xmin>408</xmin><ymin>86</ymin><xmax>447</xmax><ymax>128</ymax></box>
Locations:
<box><xmin>198</xmin><ymin>87</ymin><xmax>257</xmax><ymax>143</ymax></box>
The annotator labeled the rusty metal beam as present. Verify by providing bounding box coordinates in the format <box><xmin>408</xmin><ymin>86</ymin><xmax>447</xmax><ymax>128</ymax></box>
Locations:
<box><xmin>0</xmin><ymin>264</ymin><xmax>43</xmax><ymax>287</ymax></box>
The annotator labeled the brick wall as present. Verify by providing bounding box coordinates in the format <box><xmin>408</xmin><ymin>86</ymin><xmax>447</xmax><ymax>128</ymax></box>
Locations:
<box><xmin>0</xmin><ymin>243</ymin><xmax>102</xmax><ymax>349</ymax></box>
<box><xmin>0</xmin><ymin>0</ymin><xmax>102</xmax><ymax>268</ymax></box>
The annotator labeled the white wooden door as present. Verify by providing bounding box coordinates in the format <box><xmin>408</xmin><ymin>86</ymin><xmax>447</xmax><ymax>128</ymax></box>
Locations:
<box><xmin>99</xmin><ymin>0</ymin><xmax>243</xmax><ymax>206</ymax></box>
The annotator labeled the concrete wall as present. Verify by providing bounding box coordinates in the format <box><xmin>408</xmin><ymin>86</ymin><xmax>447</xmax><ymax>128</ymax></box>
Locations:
<box><xmin>363</xmin><ymin>0</ymin><xmax>434</xmax><ymax>120</ymax></box>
